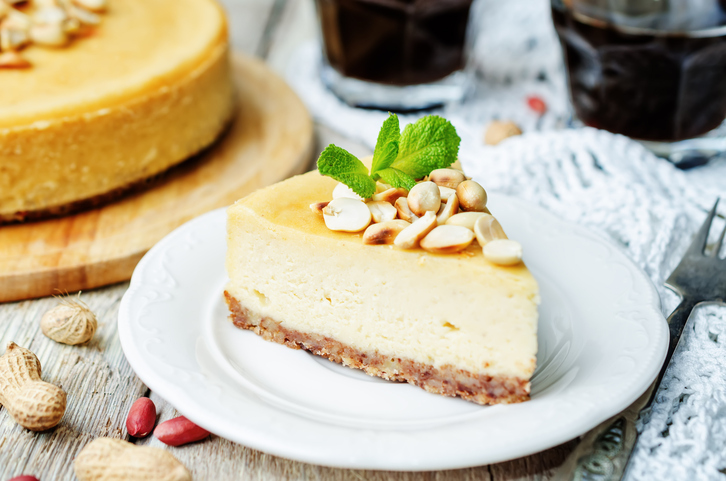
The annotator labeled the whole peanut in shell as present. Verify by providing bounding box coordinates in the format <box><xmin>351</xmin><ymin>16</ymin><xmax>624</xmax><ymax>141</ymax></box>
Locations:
<box><xmin>40</xmin><ymin>296</ymin><xmax>97</xmax><ymax>345</ymax></box>
<box><xmin>0</xmin><ymin>342</ymin><xmax>66</xmax><ymax>431</ymax></box>
<box><xmin>74</xmin><ymin>438</ymin><xmax>191</xmax><ymax>481</ymax></box>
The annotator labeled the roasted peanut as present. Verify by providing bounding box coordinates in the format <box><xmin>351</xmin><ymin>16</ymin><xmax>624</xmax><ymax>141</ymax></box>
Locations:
<box><xmin>474</xmin><ymin>215</ymin><xmax>507</xmax><ymax>246</ymax></box>
<box><xmin>126</xmin><ymin>397</ymin><xmax>156</xmax><ymax>438</ymax></box>
<box><xmin>394</xmin><ymin>211</ymin><xmax>437</xmax><ymax>249</ymax></box>
<box><xmin>445</xmin><ymin>212</ymin><xmax>489</xmax><ymax>231</ymax></box>
<box><xmin>429</xmin><ymin>168</ymin><xmax>466</xmax><ymax>189</ymax></box>
<box><xmin>362</xmin><ymin>220</ymin><xmax>410</xmax><ymax>245</ymax></box>
<box><xmin>420</xmin><ymin>225</ymin><xmax>475</xmax><ymax>254</ymax></box>
<box><xmin>323</xmin><ymin>198</ymin><xmax>371</xmax><ymax>232</ymax></box>
<box><xmin>484</xmin><ymin>120</ymin><xmax>522</xmax><ymax>145</ymax></box>
<box><xmin>483</xmin><ymin>239</ymin><xmax>523</xmax><ymax>265</ymax></box>
<box><xmin>407</xmin><ymin>181</ymin><xmax>440</xmax><ymax>216</ymax></box>
<box><xmin>456</xmin><ymin>180</ymin><xmax>487</xmax><ymax>212</ymax></box>
<box><xmin>309</xmin><ymin>201</ymin><xmax>329</xmax><ymax>214</ymax></box>
<box><xmin>436</xmin><ymin>194</ymin><xmax>459</xmax><ymax>224</ymax></box>
<box><xmin>394</xmin><ymin>197</ymin><xmax>418</xmax><ymax>222</ymax></box>
<box><xmin>154</xmin><ymin>416</ymin><xmax>210</xmax><ymax>447</ymax></box>
<box><xmin>367</xmin><ymin>200</ymin><xmax>397</xmax><ymax>223</ymax></box>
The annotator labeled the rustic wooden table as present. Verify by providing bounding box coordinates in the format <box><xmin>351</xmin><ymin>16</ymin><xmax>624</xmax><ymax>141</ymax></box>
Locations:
<box><xmin>0</xmin><ymin>0</ymin><xmax>577</xmax><ymax>478</ymax></box>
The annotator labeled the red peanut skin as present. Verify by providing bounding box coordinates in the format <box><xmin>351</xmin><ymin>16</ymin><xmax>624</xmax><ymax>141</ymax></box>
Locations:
<box><xmin>126</xmin><ymin>397</ymin><xmax>156</xmax><ymax>438</ymax></box>
<box><xmin>526</xmin><ymin>95</ymin><xmax>547</xmax><ymax>115</ymax></box>
<box><xmin>154</xmin><ymin>416</ymin><xmax>210</xmax><ymax>446</ymax></box>
<box><xmin>8</xmin><ymin>476</ymin><xmax>39</xmax><ymax>481</ymax></box>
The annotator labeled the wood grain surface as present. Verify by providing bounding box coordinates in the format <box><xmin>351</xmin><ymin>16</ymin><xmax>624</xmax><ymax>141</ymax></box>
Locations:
<box><xmin>0</xmin><ymin>0</ymin><xmax>577</xmax><ymax>479</ymax></box>
<box><xmin>0</xmin><ymin>287</ymin><xmax>147</xmax><ymax>479</ymax></box>
<box><xmin>0</xmin><ymin>53</ymin><xmax>313</xmax><ymax>304</ymax></box>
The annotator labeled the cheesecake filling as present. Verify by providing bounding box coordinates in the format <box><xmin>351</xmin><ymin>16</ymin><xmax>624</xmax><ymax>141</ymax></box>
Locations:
<box><xmin>226</xmin><ymin>180</ymin><xmax>538</xmax><ymax>382</ymax></box>
<box><xmin>225</xmin><ymin>292</ymin><xmax>531</xmax><ymax>405</ymax></box>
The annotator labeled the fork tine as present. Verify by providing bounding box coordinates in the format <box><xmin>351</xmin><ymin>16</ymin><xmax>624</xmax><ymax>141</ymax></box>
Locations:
<box><xmin>713</xmin><ymin>216</ymin><xmax>726</xmax><ymax>258</ymax></box>
<box><xmin>686</xmin><ymin>198</ymin><xmax>720</xmax><ymax>257</ymax></box>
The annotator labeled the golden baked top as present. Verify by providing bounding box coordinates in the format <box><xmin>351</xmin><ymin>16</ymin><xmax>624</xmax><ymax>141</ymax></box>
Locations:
<box><xmin>0</xmin><ymin>0</ymin><xmax>226</xmax><ymax>128</ymax></box>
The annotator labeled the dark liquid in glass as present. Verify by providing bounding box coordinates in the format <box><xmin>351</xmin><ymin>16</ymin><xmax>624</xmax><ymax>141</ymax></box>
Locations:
<box><xmin>552</xmin><ymin>6</ymin><xmax>726</xmax><ymax>142</ymax></box>
<box><xmin>317</xmin><ymin>0</ymin><xmax>473</xmax><ymax>86</ymax></box>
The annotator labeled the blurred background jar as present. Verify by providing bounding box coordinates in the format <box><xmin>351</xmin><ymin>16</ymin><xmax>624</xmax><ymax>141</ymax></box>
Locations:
<box><xmin>552</xmin><ymin>0</ymin><xmax>726</xmax><ymax>166</ymax></box>
<box><xmin>315</xmin><ymin>0</ymin><xmax>479</xmax><ymax>111</ymax></box>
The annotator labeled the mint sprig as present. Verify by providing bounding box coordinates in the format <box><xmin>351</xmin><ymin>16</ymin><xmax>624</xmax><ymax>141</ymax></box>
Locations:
<box><xmin>316</xmin><ymin>145</ymin><xmax>377</xmax><ymax>199</ymax></box>
<box><xmin>374</xmin><ymin>167</ymin><xmax>416</xmax><ymax>191</ymax></box>
<box><xmin>316</xmin><ymin>114</ymin><xmax>460</xmax><ymax>198</ymax></box>
<box><xmin>389</xmin><ymin>116</ymin><xmax>460</xmax><ymax>179</ymax></box>
<box><xmin>370</xmin><ymin>113</ymin><xmax>400</xmax><ymax>174</ymax></box>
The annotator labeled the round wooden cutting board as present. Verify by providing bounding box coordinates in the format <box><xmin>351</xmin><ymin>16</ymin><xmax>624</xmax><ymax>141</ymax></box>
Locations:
<box><xmin>0</xmin><ymin>54</ymin><xmax>314</xmax><ymax>303</ymax></box>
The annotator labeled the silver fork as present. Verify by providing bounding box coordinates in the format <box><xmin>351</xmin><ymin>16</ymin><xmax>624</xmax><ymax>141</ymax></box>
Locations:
<box><xmin>552</xmin><ymin>199</ymin><xmax>726</xmax><ymax>481</ymax></box>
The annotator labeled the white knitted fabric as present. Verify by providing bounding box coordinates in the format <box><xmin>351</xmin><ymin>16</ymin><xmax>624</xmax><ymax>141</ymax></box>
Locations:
<box><xmin>285</xmin><ymin>0</ymin><xmax>726</xmax><ymax>478</ymax></box>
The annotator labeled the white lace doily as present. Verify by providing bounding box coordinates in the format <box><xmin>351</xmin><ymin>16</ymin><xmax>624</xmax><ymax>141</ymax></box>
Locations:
<box><xmin>285</xmin><ymin>0</ymin><xmax>726</xmax><ymax>478</ymax></box>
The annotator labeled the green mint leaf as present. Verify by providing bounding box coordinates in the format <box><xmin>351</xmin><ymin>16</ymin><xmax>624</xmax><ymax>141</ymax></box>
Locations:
<box><xmin>389</xmin><ymin>116</ymin><xmax>460</xmax><ymax>179</ymax></box>
<box><xmin>316</xmin><ymin>115</ymin><xmax>461</xmax><ymax>199</ymax></box>
<box><xmin>370</xmin><ymin>113</ymin><xmax>400</xmax><ymax>175</ymax></box>
<box><xmin>375</xmin><ymin>167</ymin><xmax>416</xmax><ymax>191</ymax></box>
<box><xmin>316</xmin><ymin>144</ymin><xmax>376</xmax><ymax>198</ymax></box>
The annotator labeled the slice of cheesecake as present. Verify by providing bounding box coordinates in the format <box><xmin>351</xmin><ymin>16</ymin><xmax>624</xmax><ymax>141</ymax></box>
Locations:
<box><xmin>224</xmin><ymin>171</ymin><xmax>539</xmax><ymax>405</ymax></box>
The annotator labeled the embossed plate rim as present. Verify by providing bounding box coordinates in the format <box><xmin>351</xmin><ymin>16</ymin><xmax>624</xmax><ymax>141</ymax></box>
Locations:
<box><xmin>118</xmin><ymin>194</ymin><xmax>668</xmax><ymax>470</ymax></box>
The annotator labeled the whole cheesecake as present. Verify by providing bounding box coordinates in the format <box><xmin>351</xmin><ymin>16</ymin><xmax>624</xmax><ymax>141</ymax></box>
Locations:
<box><xmin>0</xmin><ymin>0</ymin><xmax>234</xmax><ymax>222</ymax></box>
<box><xmin>225</xmin><ymin>171</ymin><xmax>539</xmax><ymax>405</ymax></box>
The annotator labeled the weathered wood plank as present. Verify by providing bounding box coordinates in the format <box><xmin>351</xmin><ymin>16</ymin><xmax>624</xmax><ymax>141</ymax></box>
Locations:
<box><xmin>0</xmin><ymin>284</ymin><xmax>147</xmax><ymax>480</ymax></box>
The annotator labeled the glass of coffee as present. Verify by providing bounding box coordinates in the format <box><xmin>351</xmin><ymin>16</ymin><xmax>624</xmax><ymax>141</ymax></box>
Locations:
<box><xmin>552</xmin><ymin>0</ymin><xmax>726</xmax><ymax>165</ymax></box>
<box><xmin>315</xmin><ymin>0</ymin><xmax>478</xmax><ymax>111</ymax></box>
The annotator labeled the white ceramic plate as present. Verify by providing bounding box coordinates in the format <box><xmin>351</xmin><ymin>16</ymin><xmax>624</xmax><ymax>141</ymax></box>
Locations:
<box><xmin>118</xmin><ymin>193</ymin><xmax>668</xmax><ymax>471</ymax></box>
